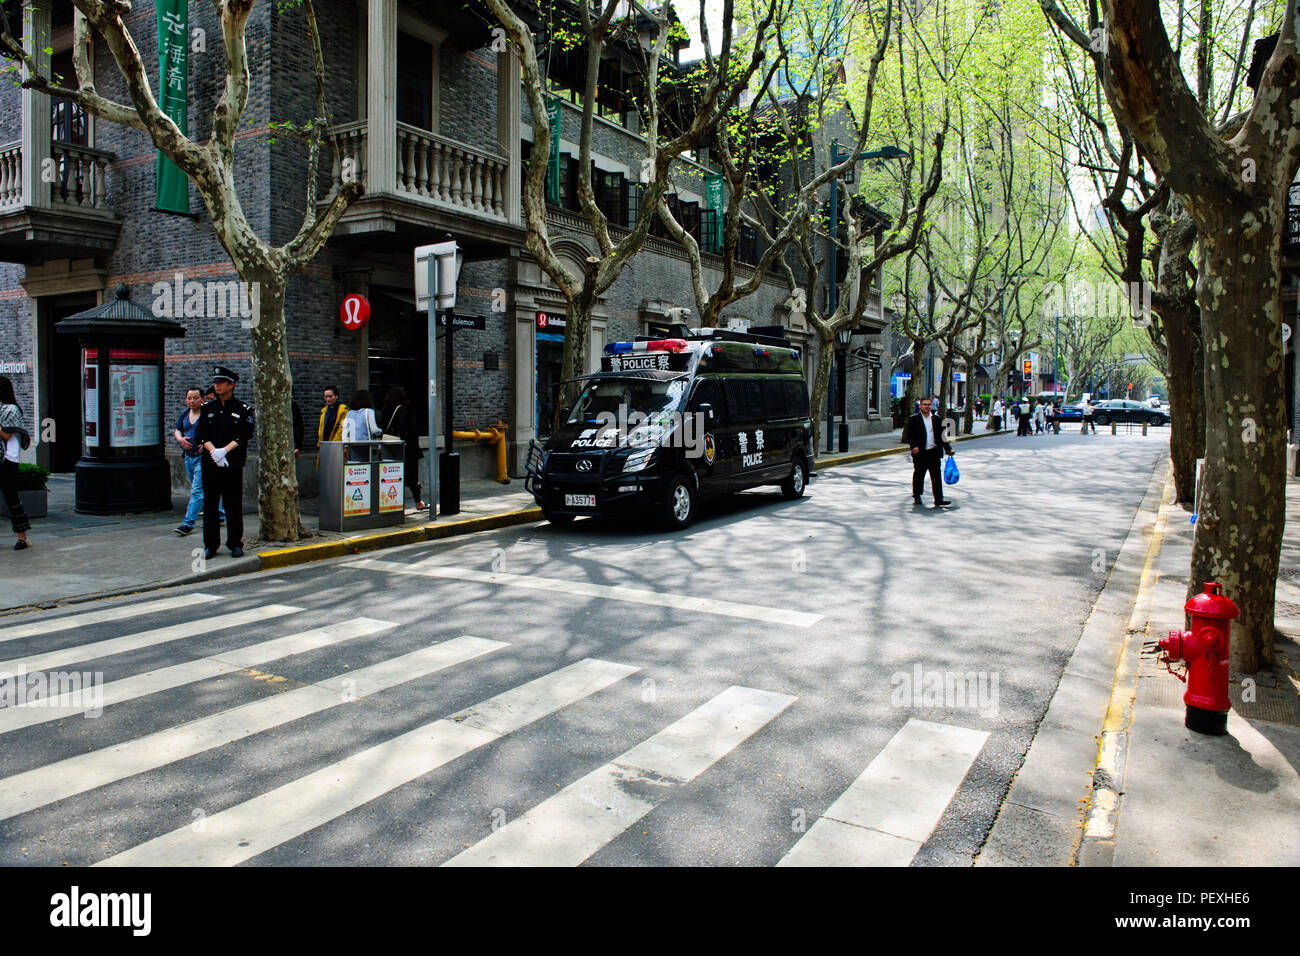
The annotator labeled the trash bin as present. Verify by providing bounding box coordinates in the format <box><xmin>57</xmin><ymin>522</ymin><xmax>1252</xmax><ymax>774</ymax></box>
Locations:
<box><xmin>318</xmin><ymin>440</ymin><xmax>407</xmax><ymax>532</ymax></box>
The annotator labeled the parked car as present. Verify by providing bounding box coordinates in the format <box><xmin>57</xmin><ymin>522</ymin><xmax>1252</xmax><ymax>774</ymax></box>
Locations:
<box><xmin>1092</xmin><ymin>400</ymin><xmax>1169</xmax><ymax>426</ymax></box>
<box><xmin>1056</xmin><ymin>402</ymin><xmax>1084</xmax><ymax>422</ymax></box>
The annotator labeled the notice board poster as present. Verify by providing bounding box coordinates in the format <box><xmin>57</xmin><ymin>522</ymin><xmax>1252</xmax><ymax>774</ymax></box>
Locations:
<box><xmin>109</xmin><ymin>362</ymin><xmax>161</xmax><ymax>448</ymax></box>
<box><xmin>83</xmin><ymin>349</ymin><xmax>99</xmax><ymax>447</ymax></box>
<box><xmin>378</xmin><ymin>462</ymin><xmax>404</xmax><ymax>513</ymax></box>
<box><xmin>344</xmin><ymin>464</ymin><xmax>371</xmax><ymax>517</ymax></box>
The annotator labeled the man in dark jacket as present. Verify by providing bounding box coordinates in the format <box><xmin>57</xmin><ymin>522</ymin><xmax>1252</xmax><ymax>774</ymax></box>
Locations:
<box><xmin>195</xmin><ymin>366</ymin><xmax>256</xmax><ymax>558</ymax></box>
<box><xmin>905</xmin><ymin>397</ymin><xmax>954</xmax><ymax>507</ymax></box>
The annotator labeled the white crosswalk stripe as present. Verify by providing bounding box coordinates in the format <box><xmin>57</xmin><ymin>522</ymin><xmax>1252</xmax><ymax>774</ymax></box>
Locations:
<box><xmin>97</xmin><ymin>658</ymin><xmax>639</xmax><ymax>867</ymax></box>
<box><xmin>0</xmin><ymin>635</ymin><xmax>506</xmax><ymax>822</ymax></box>
<box><xmin>777</xmin><ymin>718</ymin><xmax>988</xmax><ymax>866</ymax></box>
<box><xmin>0</xmin><ymin>593</ymin><xmax>223</xmax><ymax>644</ymax></box>
<box><xmin>0</xmin><ymin>618</ymin><xmax>397</xmax><ymax>735</ymax></box>
<box><xmin>0</xmin><ymin>604</ymin><xmax>300</xmax><ymax>674</ymax></box>
<box><xmin>443</xmin><ymin>685</ymin><xmax>796</xmax><ymax>867</ymax></box>
<box><xmin>347</xmin><ymin>557</ymin><xmax>824</xmax><ymax>628</ymax></box>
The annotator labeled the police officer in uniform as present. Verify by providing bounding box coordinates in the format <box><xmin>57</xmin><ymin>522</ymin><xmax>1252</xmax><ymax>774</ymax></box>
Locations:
<box><xmin>195</xmin><ymin>366</ymin><xmax>255</xmax><ymax>558</ymax></box>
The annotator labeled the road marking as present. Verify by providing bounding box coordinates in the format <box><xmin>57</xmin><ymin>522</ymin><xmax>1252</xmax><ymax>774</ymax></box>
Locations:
<box><xmin>0</xmin><ymin>605</ymin><xmax>301</xmax><ymax>675</ymax></box>
<box><xmin>778</xmin><ymin>718</ymin><xmax>988</xmax><ymax>867</ymax></box>
<box><xmin>0</xmin><ymin>618</ymin><xmax>396</xmax><ymax>734</ymax></box>
<box><xmin>97</xmin><ymin>658</ymin><xmax>638</xmax><ymax>867</ymax></box>
<box><xmin>0</xmin><ymin>594</ymin><xmax>223</xmax><ymax>644</ymax></box>
<box><xmin>443</xmin><ymin>685</ymin><xmax>796</xmax><ymax>867</ymax></box>
<box><xmin>347</xmin><ymin>558</ymin><xmax>823</xmax><ymax>628</ymax></box>
<box><xmin>0</xmin><ymin>635</ymin><xmax>506</xmax><ymax>822</ymax></box>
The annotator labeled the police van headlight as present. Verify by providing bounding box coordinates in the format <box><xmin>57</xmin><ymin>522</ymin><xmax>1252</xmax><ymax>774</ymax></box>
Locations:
<box><xmin>621</xmin><ymin>447</ymin><xmax>657</xmax><ymax>473</ymax></box>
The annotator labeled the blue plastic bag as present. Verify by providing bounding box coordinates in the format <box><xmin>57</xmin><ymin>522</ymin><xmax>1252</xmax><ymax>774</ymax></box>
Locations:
<box><xmin>943</xmin><ymin>454</ymin><xmax>959</xmax><ymax>485</ymax></box>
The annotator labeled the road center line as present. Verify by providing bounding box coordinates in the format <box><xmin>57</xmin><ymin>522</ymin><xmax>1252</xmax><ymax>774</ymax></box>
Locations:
<box><xmin>346</xmin><ymin>558</ymin><xmax>823</xmax><ymax>628</ymax></box>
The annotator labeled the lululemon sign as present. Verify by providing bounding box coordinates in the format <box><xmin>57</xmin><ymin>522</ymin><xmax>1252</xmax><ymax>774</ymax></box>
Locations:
<box><xmin>340</xmin><ymin>294</ymin><xmax>370</xmax><ymax>331</ymax></box>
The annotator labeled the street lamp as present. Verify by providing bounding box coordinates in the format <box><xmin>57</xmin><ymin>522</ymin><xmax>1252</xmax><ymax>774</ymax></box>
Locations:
<box><xmin>825</xmin><ymin>140</ymin><xmax>909</xmax><ymax>453</ymax></box>
<box><xmin>836</xmin><ymin>325</ymin><xmax>852</xmax><ymax>452</ymax></box>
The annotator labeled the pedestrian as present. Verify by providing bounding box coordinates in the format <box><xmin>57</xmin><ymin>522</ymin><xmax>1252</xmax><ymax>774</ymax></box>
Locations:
<box><xmin>0</xmin><ymin>375</ymin><xmax>32</xmax><ymax>551</ymax></box>
<box><xmin>906</xmin><ymin>396</ymin><xmax>954</xmax><ymax>508</ymax></box>
<box><xmin>173</xmin><ymin>385</ymin><xmax>225</xmax><ymax>536</ymax></box>
<box><xmin>990</xmin><ymin>396</ymin><xmax>1003</xmax><ymax>431</ymax></box>
<box><xmin>1044</xmin><ymin>401</ymin><xmax>1055</xmax><ymax>435</ymax></box>
<box><xmin>1082</xmin><ymin>396</ymin><xmax>1096</xmax><ymax>434</ymax></box>
<box><xmin>195</xmin><ymin>366</ymin><xmax>255</xmax><ymax>559</ymax></box>
<box><xmin>1016</xmin><ymin>398</ymin><xmax>1030</xmax><ymax>436</ymax></box>
<box><xmin>315</xmin><ymin>385</ymin><xmax>348</xmax><ymax>467</ymax></box>
<box><xmin>1052</xmin><ymin>401</ymin><xmax>1062</xmax><ymax>434</ymax></box>
<box><xmin>1034</xmin><ymin>400</ymin><xmax>1045</xmax><ymax>434</ymax></box>
<box><xmin>343</xmin><ymin>389</ymin><xmax>380</xmax><ymax>444</ymax></box>
<box><xmin>380</xmin><ymin>386</ymin><xmax>427</xmax><ymax>511</ymax></box>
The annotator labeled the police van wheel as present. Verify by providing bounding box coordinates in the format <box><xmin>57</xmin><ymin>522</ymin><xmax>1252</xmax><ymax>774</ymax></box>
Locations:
<box><xmin>781</xmin><ymin>456</ymin><xmax>808</xmax><ymax>499</ymax></box>
<box><xmin>543</xmin><ymin>510</ymin><xmax>575</xmax><ymax>526</ymax></box>
<box><xmin>661</xmin><ymin>474</ymin><xmax>696</xmax><ymax>530</ymax></box>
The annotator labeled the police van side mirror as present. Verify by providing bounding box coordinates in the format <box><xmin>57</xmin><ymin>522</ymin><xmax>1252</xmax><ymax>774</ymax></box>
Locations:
<box><xmin>559</xmin><ymin>406</ymin><xmax>571</xmax><ymax>422</ymax></box>
<box><xmin>696</xmin><ymin>403</ymin><xmax>714</xmax><ymax>420</ymax></box>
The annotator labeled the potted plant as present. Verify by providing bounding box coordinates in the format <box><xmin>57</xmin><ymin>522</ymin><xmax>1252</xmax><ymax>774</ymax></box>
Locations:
<box><xmin>0</xmin><ymin>463</ymin><xmax>49</xmax><ymax>520</ymax></box>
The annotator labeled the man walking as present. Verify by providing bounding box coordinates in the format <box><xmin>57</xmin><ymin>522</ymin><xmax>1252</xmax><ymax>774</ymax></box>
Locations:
<box><xmin>195</xmin><ymin>366</ymin><xmax>255</xmax><ymax>559</ymax></box>
<box><xmin>906</xmin><ymin>397</ymin><xmax>953</xmax><ymax>507</ymax></box>
<box><xmin>1082</xmin><ymin>396</ymin><xmax>1096</xmax><ymax>434</ymax></box>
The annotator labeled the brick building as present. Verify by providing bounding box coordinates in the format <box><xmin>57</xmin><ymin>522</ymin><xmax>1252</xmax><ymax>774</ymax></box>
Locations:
<box><xmin>0</xmin><ymin>0</ymin><xmax>888</xmax><ymax>494</ymax></box>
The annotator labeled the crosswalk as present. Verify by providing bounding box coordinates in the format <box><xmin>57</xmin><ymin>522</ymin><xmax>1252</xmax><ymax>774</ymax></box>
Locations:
<box><xmin>0</xmin><ymin>589</ymin><xmax>991</xmax><ymax>866</ymax></box>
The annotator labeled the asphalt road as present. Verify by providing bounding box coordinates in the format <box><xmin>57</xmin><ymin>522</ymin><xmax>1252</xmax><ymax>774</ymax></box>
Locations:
<box><xmin>0</xmin><ymin>427</ymin><xmax>1169</xmax><ymax>866</ymax></box>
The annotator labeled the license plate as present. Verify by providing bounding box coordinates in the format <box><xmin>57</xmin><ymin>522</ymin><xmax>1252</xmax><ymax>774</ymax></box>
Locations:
<box><xmin>564</xmin><ymin>494</ymin><xmax>597</xmax><ymax>508</ymax></box>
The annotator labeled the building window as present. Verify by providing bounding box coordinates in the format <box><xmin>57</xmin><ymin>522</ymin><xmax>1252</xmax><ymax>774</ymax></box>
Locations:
<box><xmin>50</xmin><ymin>49</ymin><xmax>88</xmax><ymax>146</ymax></box>
<box><xmin>397</xmin><ymin>32</ymin><xmax>433</xmax><ymax>131</ymax></box>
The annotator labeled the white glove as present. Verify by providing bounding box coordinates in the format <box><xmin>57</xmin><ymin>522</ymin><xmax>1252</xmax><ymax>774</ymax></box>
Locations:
<box><xmin>216</xmin><ymin>457</ymin><xmax>230</xmax><ymax>468</ymax></box>
<box><xmin>210</xmin><ymin>446</ymin><xmax>227</xmax><ymax>465</ymax></box>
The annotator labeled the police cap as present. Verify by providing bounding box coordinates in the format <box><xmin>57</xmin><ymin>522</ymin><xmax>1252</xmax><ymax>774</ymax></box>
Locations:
<box><xmin>212</xmin><ymin>366</ymin><xmax>239</xmax><ymax>384</ymax></box>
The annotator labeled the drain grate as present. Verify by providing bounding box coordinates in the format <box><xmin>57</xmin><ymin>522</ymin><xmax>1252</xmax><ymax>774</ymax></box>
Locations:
<box><xmin>1137</xmin><ymin>673</ymin><xmax>1300</xmax><ymax>725</ymax></box>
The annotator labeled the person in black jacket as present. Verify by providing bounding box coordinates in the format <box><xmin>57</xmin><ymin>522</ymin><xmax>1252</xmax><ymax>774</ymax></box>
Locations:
<box><xmin>905</xmin><ymin>396</ymin><xmax>954</xmax><ymax>507</ymax></box>
<box><xmin>381</xmin><ymin>386</ymin><xmax>426</xmax><ymax>511</ymax></box>
<box><xmin>195</xmin><ymin>366</ymin><xmax>255</xmax><ymax>558</ymax></box>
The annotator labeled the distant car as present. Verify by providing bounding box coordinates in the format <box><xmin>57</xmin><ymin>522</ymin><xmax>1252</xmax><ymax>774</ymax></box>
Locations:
<box><xmin>1092</xmin><ymin>400</ymin><xmax>1169</xmax><ymax>426</ymax></box>
<box><xmin>1056</xmin><ymin>402</ymin><xmax>1084</xmax><ymax>422</ymax></box>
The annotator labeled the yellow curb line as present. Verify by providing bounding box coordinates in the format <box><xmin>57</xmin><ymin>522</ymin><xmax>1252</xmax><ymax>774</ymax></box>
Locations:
<box><xmin>815</xmin><ymin>428</ymin><xmax>1000</xmax><ymax>471</ymax></box>
<box><xmin>1078</xmin><ymin>471</ymin><xmax>1174</xmax><ymax>849</ymax></box>
<box><xmin>257</xmin><ymin>507</ymin><xmax>544</xmax><ymax>570</ymax></box>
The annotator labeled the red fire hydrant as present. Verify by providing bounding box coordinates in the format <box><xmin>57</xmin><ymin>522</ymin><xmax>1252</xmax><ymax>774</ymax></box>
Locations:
<box><xmin>1158</xmin><ymin>582</ymin><xmax>1240</xmax><ymax>736</ymax></box>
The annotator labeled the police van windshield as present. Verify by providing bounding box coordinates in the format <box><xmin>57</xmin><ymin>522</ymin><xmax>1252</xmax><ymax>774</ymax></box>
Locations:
<box><xmin>565</xmin><ymin>378</ymin><xmax>687</xmax><ymax>425</ymax></box>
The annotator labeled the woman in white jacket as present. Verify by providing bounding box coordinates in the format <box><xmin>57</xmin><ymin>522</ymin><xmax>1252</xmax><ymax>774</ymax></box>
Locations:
<box><xmin>343</xmin><ymin>390</ymin><xmax>380</xmax><ymax>443</ymax></box>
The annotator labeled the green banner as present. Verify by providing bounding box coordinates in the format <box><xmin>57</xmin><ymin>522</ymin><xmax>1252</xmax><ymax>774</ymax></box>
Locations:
<box><xmin>156</xmin><ymin>2</ymin><xmax>189</xmax><ymax>214</ymax></box>
<box><xmin>545</xmin><ymin>95</ymin><xmax>562</xmax><ymax>205</ymax></box>
<box><xmin>705</xmin><ymin>173</ymin><xmax>724</xmax><ymax>253</ymax></box>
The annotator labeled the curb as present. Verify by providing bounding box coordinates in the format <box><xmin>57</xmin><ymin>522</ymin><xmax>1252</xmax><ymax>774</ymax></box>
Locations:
<box><xmin>974</xmin><ymin>455</ymin><xmax>1172</xmax><ymax>867</ymax></box>
<box><xmin>814</xmin><ymin>426</ymin><xmax>1002</xmax><ymax>471</ymax></box>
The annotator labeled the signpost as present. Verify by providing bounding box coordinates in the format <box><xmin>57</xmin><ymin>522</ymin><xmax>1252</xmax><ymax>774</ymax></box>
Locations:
<box><xmin>414</xmin><ymin>239</ymin><xmax>464</xmax><ymax>519</ymax></box>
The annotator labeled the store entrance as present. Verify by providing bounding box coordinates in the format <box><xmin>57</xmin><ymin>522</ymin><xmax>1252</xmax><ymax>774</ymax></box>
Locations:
<box><xmin>366</xmin><ymin>287</ymin><xmax>428</xmax><ymax>435</ymax></box>
<box><xmin>536</xmin><ymin>334</ymin><xmax>564</xmax><ymax>439</ymax></box>
<box><xmin>44</xmin><ymin>295</ymin><xmax>97</xmax><ymax>472</ymax></box>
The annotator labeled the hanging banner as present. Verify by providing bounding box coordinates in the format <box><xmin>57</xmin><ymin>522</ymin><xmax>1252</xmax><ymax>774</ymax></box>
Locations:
<box><xmin>545</xmin><ymin>95</ymin><xmax>562</xmax><ymax>205</ymax></box>
<box><xmin>156</xmin><ymin>2</ymin><xmax>190</xmax><ymax>213</ymax></box>
<box><xmin>705</xmin><ymin>173</ymin><xmax>724</xmax><ymax>252</ymax></box>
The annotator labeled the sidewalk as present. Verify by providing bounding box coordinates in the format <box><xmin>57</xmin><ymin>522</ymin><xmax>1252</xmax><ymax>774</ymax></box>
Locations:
<box><xmin>978</xmin><ymin>466</ymin><xmax>1300</xmax><ymax>866</ymax></box>
<box><xmin>0</xmin><ymin>421</ymin><xmax>1003</xmax><ymax>616</ymax></box>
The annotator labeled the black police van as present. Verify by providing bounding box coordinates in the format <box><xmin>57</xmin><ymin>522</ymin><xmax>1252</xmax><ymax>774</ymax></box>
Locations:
<box><xmin>525</xmin><ymin>326</ymin><xmax>814</xmax><ymax>529</ymax></box>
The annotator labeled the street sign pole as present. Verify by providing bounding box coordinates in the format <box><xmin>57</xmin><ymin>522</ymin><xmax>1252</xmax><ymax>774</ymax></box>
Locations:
<box><xmin>426</xmin><ymin>255</ymin><xmax>439</xmax><ymax>518</ymax></box>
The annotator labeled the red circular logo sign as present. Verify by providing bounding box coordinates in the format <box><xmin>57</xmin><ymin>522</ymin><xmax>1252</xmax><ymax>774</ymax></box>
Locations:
<box><xmin>340</xmin><ymin>294</ymin><xmax>371</xmax><ymax>331</ymax></box>
<box><xmin>536</xmin><ymin>311</ymin><xmax>548</xmax><ymax>329</ymax></box>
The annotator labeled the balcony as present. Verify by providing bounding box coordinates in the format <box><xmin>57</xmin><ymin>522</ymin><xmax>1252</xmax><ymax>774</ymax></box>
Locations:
<box><xmin>0</xmin><ymin>140</ymin><xmax>121</xmax><ymax>263</ymax></box>
<box><xmin>325</xmin><ymin>121</ymin><xmax>521</xmax><ymax>247</ymax></box>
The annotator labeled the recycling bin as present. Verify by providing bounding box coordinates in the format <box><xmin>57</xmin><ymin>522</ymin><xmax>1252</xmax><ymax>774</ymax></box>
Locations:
<box><xmin>318</xmin><ymin>440</ymin><xmax>407</xmax><ymax>532</ymax></box>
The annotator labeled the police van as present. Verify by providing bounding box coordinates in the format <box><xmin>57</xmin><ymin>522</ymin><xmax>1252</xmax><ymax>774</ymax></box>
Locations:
<box><xmin>525</xmin><ymin>326</ymin><xmax>814</xmax><ymax>529</ymax></box>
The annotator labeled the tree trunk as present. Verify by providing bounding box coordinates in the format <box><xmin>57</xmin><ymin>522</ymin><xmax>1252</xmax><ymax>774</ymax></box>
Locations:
<box><xmin>554</xmin><ymin>293</ymin><xmax>595</xmax><ymax>433</ymax></box>
<box><xmin>248</xmin><ymin>276</ymin><xmax>307</xmax><ymax>543</ymax></box>
<box><xmin>809</xmin><ymin>333</ymin><xmax>835</xmax><ymax>454</ymax></box>
<box><xmin>1162</xmin><ymin>304</ymin><xmax>1206</xmax><ymax>508</ymax></box>
<box><xmin>1189</xmin><ymin>228</ymin><xmax>1285</xmax><ymax>672</ymax></box>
